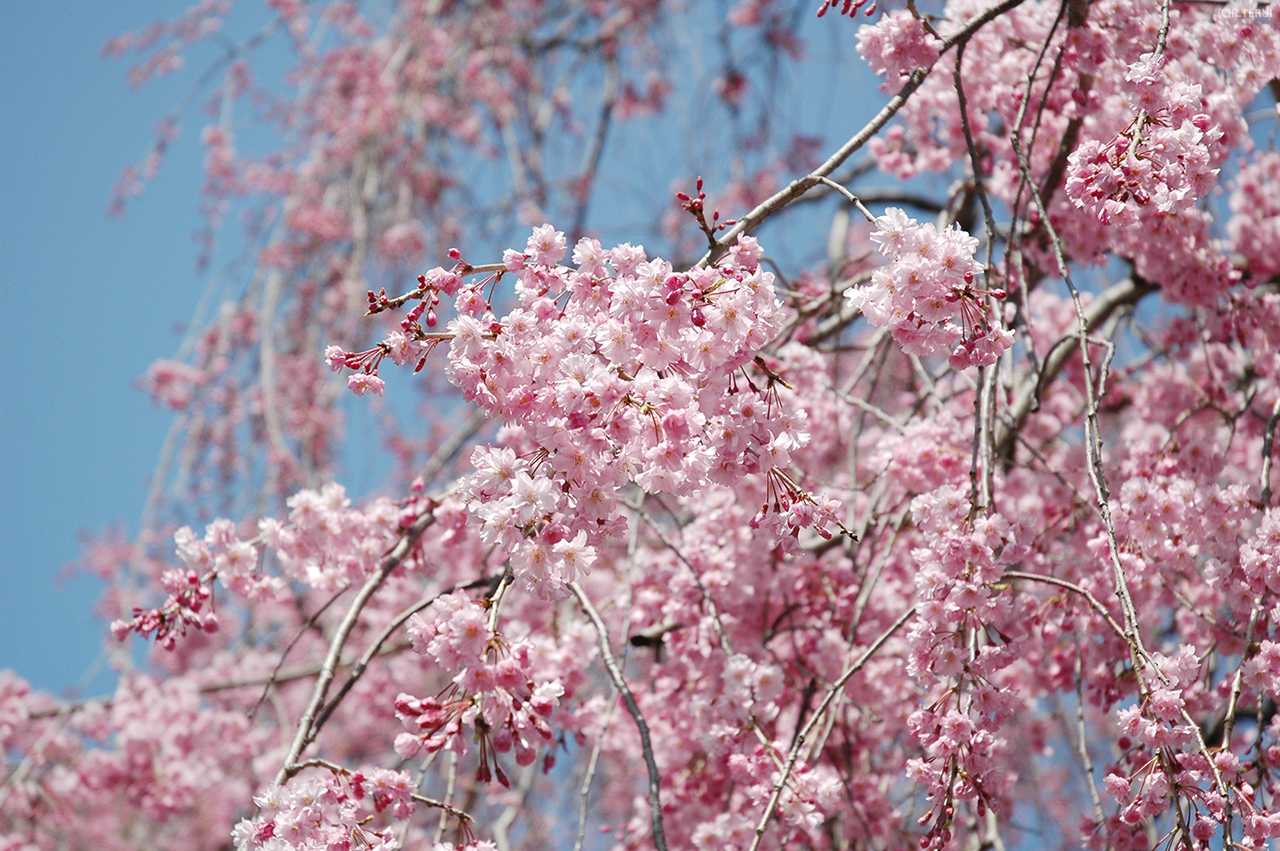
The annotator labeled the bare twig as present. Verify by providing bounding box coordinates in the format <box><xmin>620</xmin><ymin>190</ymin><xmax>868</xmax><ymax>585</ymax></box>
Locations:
<box><xmin>816</xmin><ymin>177</ymin><xmax>877</xmax><ymax>223</ymax></box>
<box><xmin>418</xmin><ymin>408</ymin><xmax>489</xmax><ymax>486</ymax></box>
<box><xmin>747</xmin><ymin>607</ymin><xmax>914</xmax><ymax>851</ymax></box>
<box><xmin>996</xmin><ymin>277</ymin><xmax>1156</xmax><ymax>455</ymax></box>
<box><xmin>411</xmin><ymin>791</ymin><xmax>475</xmax><ymax>825</ymax></box>
<box><xmin>639</xmin><ymin>509</ymin><xmax>733</xmax><ymax>654</ymax></box>
<box><xmin>569</xmin><ymin>581</ymin><xmax>669</xmax><ymax>851</ymax></box>
<box><xmin>1261</xmin><ymin>396</ymin><xmax>1280</xmax><ymax>504</ymax></box>
<box><xmin>573</xmin><ymin>688</ymin><xmax>619</xmax><ymax>851</ymax></box>
<box><xmin>274</xmin><ymin>508</ymin><xmax>438</xmax><ymax>785</ymax></box>
<box><xmin>696</xmin><ymin>0</ymin><xmax>1028</xmax><ymax>267</ymax></box>
<box><xmin>311</xmin><ymin>575</ymin><xmax>495</xmax><ymax>737</ymax></box>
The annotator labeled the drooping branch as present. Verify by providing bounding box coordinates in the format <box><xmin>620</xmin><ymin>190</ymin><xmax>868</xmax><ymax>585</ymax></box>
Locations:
<box><xmin>746</xmin><ymin>606</ymin><xmax>914</xmax><ymax>851</ymax></box>
<box><xmin>275</xmin><ymin>507</ymin><xmax>438</xmax><ymax>785</ymax></box>
<box><xmin>569</xmin><ymin>581</ymin><xmax>669</xmax><ymax>851</ymax></box>
<box><xmin>698</xmin><ymin>0</ymin><xmax>1027</xmax><ymax>266</ymax></box>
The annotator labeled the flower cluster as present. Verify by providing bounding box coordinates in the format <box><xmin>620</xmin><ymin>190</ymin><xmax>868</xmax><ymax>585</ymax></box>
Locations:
<box><xmin>393</xmin><ymin>590</ymin><xmax>567</xmax><ymax>784</ymax></box>
<box><xmin>232</xmin><ymin>770</ymin><xmax>417</xmax><ymax>851</ymax></box>
<box><xmin>1103</xmin><ymin>648</ymin><xmax>1229</xmax><ymax>842</ymax></box>
<box><xmin>855</xmin><ymin>11</ymin><xmax>941</xmax><ymax>86</ymax></box>
<box><xmin>844</xmin><ymin>208</ymin><xmax>1012</xmax><ymax>369</ymax></box>
<box><xmin>109</xmin><ymin>567</ymin><xmax>218</xmax><ymax>649</ymax></box>
<box><xmin>255</xmin><ymin>484</ymin><xmax>419</xmax><ymax>592</ymax></box>
<box><xmin>329</xmin><ymin>226</ymin><xmax>843</xmax><ymax>597</ymax></box>
<box><xmin>1065</xmin><ymin>56</ymin><xmax>1222</xmax><ymax>228</ymax></box>
<box><xmin>1228</xmin><ymin>152</ymin><xmax>1280</xmax><ymax>285</ymax></box>
<box><xmin>903</xmin><ymin>485</ymin><xmax>1031</xmax><ymax>848</ymax></box>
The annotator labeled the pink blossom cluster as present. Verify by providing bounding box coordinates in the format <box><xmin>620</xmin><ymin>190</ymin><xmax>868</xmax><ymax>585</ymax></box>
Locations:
<box><xmin>855</xmin><ymin>11</ymin><xmax>941</xmax><ymax>86</ymax></box>
<box><xmin>853</xmin><ymin>0</ymin><xmax>1280</xmax><ymax>307</ymax></box>
<box><xmin>844</xmin><ymin>208</ymin><xmax>1013</xmax><ymax>369</ymax></box>
<box><xmin>720</xmin><ymin>747</ymin><xmax>845</xmax><ymax>834</ymax></box>
<box><xmin>255</xmin><ymin>484</ymin><xmax>417</xmax><ymax>592</ymax></box>
<box><xmin>393</xmin><ymin>591</ymin><xmax>567</xmax><ymax>785</ymax></box>
<box><xmin>231</xmin><ymin>769</ymin><xmax>415</xmax><ymax>851</ymax></box>
<box><xmin>112</xmin><ymin>486</ymin><xmax>434</xmax><ymax>650</ymax></box>
<box><xmin>1</xmin><ymin>673</ymin><xmax>268</xmax><ymax>847</ymax></box>
<box><xmin>1065</xmin><ymin>56</ymin><xmax>1222</xmax><ymax>228</ymax></box>
<box><xmin>1103</xmin><ymin>648</ymin><xmax>1230</xmax><ymax>841</ymax></box>
<box><xmin>109</xmin><ymin>567</ymin><xmax>219</xmax><ymax>649</ymax></box>
<box><xmin>903</xmin><ymin>485</ymin><xmax>1031</xmax><ymax>847</ymax></box>
<box><xmin>330</xmin><ymin>226</ymin><xmax>842</xmax><ymax>596</ymax></box>
<box><xmin>142</xmin><ymin>359</ymin><xmax>206</xmax><ymax>410</ymax></box>
<box><xmin>1228</xmin><ymin>152</ymin><xmax>1280</xmax><ymax>285</ymax></box>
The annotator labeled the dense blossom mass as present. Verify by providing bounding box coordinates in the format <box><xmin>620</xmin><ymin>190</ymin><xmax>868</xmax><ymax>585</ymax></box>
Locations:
<box><xmin>9</xmin><ymin>1</ymin><xmax>1280</xmax><ymax>851</ymax></box>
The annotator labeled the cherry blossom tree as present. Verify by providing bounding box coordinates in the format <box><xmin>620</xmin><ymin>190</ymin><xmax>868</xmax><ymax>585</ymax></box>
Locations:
<box><xmin>7</xmin><ymin>0</ymin><xmax>1280</xmax><ymax>849</ymax></box>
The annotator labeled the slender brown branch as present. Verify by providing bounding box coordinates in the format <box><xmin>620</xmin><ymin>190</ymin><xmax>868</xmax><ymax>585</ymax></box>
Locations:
<box><xmin>274</xmin><ymin>507</ymin><xmax>438</xmax><ymax>785</ymax></box>
<box><xmin>747</xmin><ymin>607</ymin><xmax>914</xmax><ymax>851</ymax></box>
<box><xmin>996</xmin><ymin>277</ymin><xmax>1156</xmax><ymax>456</ymax></box>
<box><xmin>411</xmin><ymin>792</ymin><xmax>475</xmax><ymax>825</ymax></box>
<box><xmin>1261</xmin><ymin>395</ymin><xmax>1280</xmax><ymax>504</ymax></box>
<box><xmin>1002</xmin><ymin>570</ymin><xmax>1127</xmax><ymax>642</ymax></box>
<box><xmin>697</xmin><ymin>0</ymin><xmax>1028</xmax><ymax>267</ymax></box>
<box><xmin>311</xmin><ymin>575</ymin><xmax>495</xmax><ymax>737</ymax></box>
<box><xmin>569</xmin><ymin>581</ymin><xmax>669</xmax><ymax>851</ymax></box>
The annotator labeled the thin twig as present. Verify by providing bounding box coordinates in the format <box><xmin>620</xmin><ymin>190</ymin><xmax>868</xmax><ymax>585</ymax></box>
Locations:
<box><xmin>411</xmin><ymin>791</ymin><xmax>474</xmax><ymax>825</ymax></box>
<box><xmin>249</xmin><ymin>586</ymin><xmax>349</xmax><ymax>719</ymax></box>
<box><xmin>1002</xmin><ymin>570</ymin><xmax>1127</xmax><ymax>642</ymax></box>
<box><xmin>816</xmin><ymin>176</ymin><xmax>876</xmax><ymax>223</ymax></box>
<box><xmin>639</xmin><ymin>509</ymin><xmax>733</xmax><ymax>654</ymax></box>
<box><xmin>569</xmin><ymin>581</ymin><xmax>669</xmax><ymax>851</ymax></box>
<box><xmin>274</xmin><ymin>508</ymin><xmax>438</xmax><ymax>785</ymax></box>
<box><xmin>312</xmin><ymin>576</ymin><xmax>495</xmax><ymax>736</ymax></box>
<box><xmin>747</xmin><ymin>607</ymin><xmax>914</xmax><ymax>851</ymax></box>
<box><xmin>573</xmin><ymin>687</ymin><xmax>619</xmax><ymax>851</ymax></box>
<box><xmin>696</xmin><ymin>0</ymin><xmax>1027</xmax><ymax>267</ymax></box>
<box><xmin>1260</xmin><ymin>396</ymin><xmax>1280</xmax><ymax>504</ymax></box>
<box><xmin>418</xmin><ymin>408</ymin><xmax>489</xmax><ymax>486</ymax></box>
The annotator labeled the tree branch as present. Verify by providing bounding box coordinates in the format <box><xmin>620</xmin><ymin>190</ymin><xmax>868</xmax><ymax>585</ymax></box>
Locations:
<box><xmin>569</xmin><ymin>581</ymin><xmax>669</xmax><ymax>851</ymax></box>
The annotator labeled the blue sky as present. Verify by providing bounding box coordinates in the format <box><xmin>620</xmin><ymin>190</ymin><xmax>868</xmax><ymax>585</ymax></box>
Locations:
<box><xmin>0</xmin><ymin>1</ymin><xmax>212</xmax><ymax>695</ymax></box>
